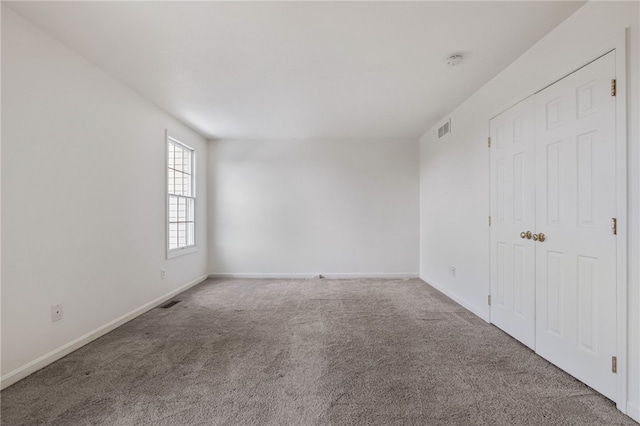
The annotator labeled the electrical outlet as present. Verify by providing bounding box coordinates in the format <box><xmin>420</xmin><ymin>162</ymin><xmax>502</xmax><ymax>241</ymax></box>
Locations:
<box><xmin>161</xmin><ymin>269</ymin><xmax>166</xmax><ymax>279</ymax></box>
<box><xmin>51</xmin><ymin>304</ymin><xmax>63</xmax><ymax>322</ymax></box>
<box><xmin>449</xmin><ymin>266</ymin><xmax>457</xmax><ymax>278</ymax></box>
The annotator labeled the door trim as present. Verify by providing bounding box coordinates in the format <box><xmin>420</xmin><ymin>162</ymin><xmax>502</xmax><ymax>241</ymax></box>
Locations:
<box><xmin>612</xmin><ymin>30</ymin><xmax>628</xmax><ymax>415</ymax></box>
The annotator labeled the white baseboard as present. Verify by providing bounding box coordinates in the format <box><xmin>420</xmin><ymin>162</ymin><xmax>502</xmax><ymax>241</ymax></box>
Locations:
<box><xmin>0</xmin><ymin>275</ymin><xmax>208</xmax><ymax>390</ymax></box>
<box><xmin>627</xmin><ymin>400</ymin><xmax>640</xmax><ymax>423</ymax></box>
<box><xmin>209</xmin><ymin>273</ymin><xmax>317</xmax><ymax>279</ymax></box>
<box><xmin>419</xmin><ymin>274</ymin><xmax>490</xmax><ymax>323</ymax></box>
<box><xmin>209</xmin><ymin>273</ymin><xmax>419</xmax><ymax>280</ymax></box>
<box><xmin>319</xmin><ymin>273</ymin><xmax>418</xmax><ymax>279</ymax></box>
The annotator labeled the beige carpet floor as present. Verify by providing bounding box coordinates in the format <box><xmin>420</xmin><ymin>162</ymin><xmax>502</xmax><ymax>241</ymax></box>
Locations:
<box><xmin>1</xmin><ymin>278</ymin><xmax>636</xmax><ymax>425</ymax></box>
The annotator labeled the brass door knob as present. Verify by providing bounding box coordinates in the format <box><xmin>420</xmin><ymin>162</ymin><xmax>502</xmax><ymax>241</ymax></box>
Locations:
<box><xmin>532</xmin><ymin>233</ymin><xmax>546</xmax><ymax>242</ymax></box>
<box><xmin>526</xmin><ymin>231</ymin><xmax>532</xmax><ymax>239</ymax></box>
<box><xmin>520</xmin><ymin>232</ymin><xmax>526</xmax><ymax>239</ymax></box>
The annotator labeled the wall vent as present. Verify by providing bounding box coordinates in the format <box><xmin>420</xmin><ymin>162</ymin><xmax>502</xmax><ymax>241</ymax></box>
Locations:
<box><xmin>159</xmin><ymin>300</ymin><xmax>180</xmax><ymax>309</ymax></box>
<box><xmin>438</xmin><ymin>119</ymin><xmax>451</xmax><ymax>138</ymax></box>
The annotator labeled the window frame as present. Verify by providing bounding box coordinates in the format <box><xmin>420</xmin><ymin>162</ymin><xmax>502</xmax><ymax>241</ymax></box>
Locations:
<box><xmin>166</xmin><ymin>133</ymin><xmax>197</xmax><ymax>259</ymax></box>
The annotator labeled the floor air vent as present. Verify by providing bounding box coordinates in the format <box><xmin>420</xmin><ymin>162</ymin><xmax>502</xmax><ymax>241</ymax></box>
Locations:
<box><xmin>159</xmin><ymin>300</ymin><xmax>180</xmax><ymax>309</ymax></box>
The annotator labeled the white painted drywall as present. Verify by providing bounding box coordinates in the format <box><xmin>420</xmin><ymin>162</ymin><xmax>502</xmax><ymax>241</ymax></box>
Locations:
<box><xmin>419</xmin><ymin>1</ymin><xmax>639</xmax><ymax>418</ymax></box>
<box><xmin>208</xmin><ymin>139</ymin><xmax>419</xmax><ymax>277</ymax></box>
<box><xmin>1</xmin><ymin>7</ymin><xmax>208</xmax><ymax>386</ymax></box>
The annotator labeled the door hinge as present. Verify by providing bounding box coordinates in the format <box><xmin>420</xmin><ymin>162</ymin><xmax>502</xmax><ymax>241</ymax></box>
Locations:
<box><xmin>488</xmin><ymin>216</ymin><xmax>491</xmax><ymax>226</ymax></box>
<box><xmin>488</xmin><ymin>137</ymin><xmax>491</xmax><ymax>148</ymax></box>
<box><xmin>612</xmin><ymin>356</ymin><xmax>617</xmax><ymax>373</ymax></box>
<box><xmin>611</xmin><ymin>79</ymin><xmax>616</xmax><ymax>97</ymax></box>
<box><xmin>488</xmin><ymin>295</ymin><xmax>491</xmax><ymax>306</ymax></box>
<box><xmin>611</xmin><ymin>218</ymin><xmax>617</xmax><ymax>235</ymax></box>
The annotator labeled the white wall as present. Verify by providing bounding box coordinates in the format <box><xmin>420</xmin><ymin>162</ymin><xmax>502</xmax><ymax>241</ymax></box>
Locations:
<box><xmin>208</xmin><ymin>138</ymin><xmax>419</xmax><ymax>277</ymax></box>
<box><xmin>1</xmin><ymin>7</ymin><xmax>208</xmax><ymax>387</ymax></box>
<box><xmin>419</xmin><ymin>1</ymin><xmax>639</xmax><ymax>419</ymax></box>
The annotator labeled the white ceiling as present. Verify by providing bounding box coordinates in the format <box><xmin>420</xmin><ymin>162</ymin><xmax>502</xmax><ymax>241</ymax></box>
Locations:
<box><xmin>6</xmin><ymin>1</ymin><xmax>585</xmax><ymax>140</ymax></box>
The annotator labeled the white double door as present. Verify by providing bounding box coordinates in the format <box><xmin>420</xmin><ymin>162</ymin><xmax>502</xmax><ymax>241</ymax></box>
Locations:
<box><xmin>490</xmin><ymin>51</ymin><xmax>617</xmax><ymax>401</ymax></box>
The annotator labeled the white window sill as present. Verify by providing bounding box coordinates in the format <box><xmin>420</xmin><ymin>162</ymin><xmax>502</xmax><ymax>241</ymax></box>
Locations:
<box><xmin>167</xmin><ymin>246</ymin><xmax>198</xmax><ymax>259</ymax></box>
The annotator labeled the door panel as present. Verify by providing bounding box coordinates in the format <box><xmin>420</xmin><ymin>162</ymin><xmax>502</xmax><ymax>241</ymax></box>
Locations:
<box><xmin>490</xmin><ymin>97</ymin><xmax>536</xmax><ymax>349</ymax></box>
<box><xmin>534</xmin><ymin>51</ymin><xmax>617</xmax><ymax>400</ymax></box>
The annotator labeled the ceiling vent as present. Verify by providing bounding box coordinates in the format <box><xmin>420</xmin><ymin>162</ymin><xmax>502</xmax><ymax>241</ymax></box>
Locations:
<box><xmin>438</xmin><ymin>119</ymin><xmax>451</xmax><ymax>138</ymax></box>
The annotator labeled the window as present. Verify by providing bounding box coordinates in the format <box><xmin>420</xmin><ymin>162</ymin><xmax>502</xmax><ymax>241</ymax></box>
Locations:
<box><xmin>167</xmin><ymin>136</ymin><xmax>196</xmax><ymax>257</ymax></box>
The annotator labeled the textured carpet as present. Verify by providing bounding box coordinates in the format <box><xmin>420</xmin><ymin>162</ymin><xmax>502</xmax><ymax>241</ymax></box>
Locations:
<box><xmin>1</xmin><ymin>278</ymin><xmax>635</xmax><ymax>425</ymax></box>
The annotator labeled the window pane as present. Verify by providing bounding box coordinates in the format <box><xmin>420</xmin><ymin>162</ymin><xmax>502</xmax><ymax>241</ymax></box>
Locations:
<box><xmin>168</xmin><ymin>223</ymin><xmax>178</xmax><ymax>250</ymax></box>
<box><xmin>168</xmin><ymin>169</ymin><xmax>174</xmax><ymax>195</ymax></box>
<box><xmin>183</xmin><ymin>173</ymin><xmax>189</xmax><ymax>197</ymax></box>
<box><xmin>187</xmin><ymin>198</ymin><xmax>195</xmax><ymax>222</ymax></box>
<box><xmin>172</xmin><ymin>173</ymin><xmax>182</xmax><ymax>196</ymax></box>
<box><xmin>173</xmin><ymin>144</ymin><xmax>184</xmax><ymax>172</ymax></box>
<box><xmin>168</xmin><ymin>143</ymin><xmax>175</xmax><ymax>169</ymax></box>
<box><xmin>169</xmin><ymin>196</ymin><xmax>177</xmax><ymax>222</ymax></box>
<box><xmin>178</xmin><ymin>223</ymin><xmax>186</xmax><ymax>247</ymax></box>
<box><xmin>172</xmin><ymin>173</ymin><xmax>180</xmax><ymax>196</ymax></box>
<box><xmin>183</xmin><ymin>149</ymin><xmax>191</xmax><ymax>174</ymax></box>
<box><xmin>178</xmin><ymin>197</ymin><xmax>186</xmax><ymax>222</ymax></box>
<box><xmin>187</xmin><ymin>222</ymin><xmax>194</xmax><ymax>246</ymax></box>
